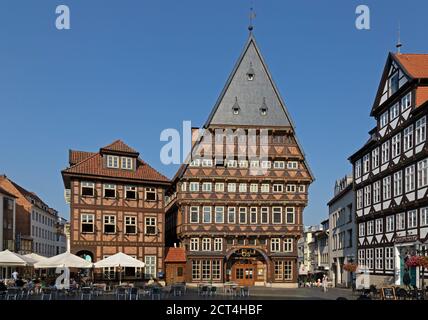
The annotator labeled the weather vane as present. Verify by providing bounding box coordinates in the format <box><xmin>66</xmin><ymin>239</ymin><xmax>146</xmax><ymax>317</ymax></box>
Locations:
<box><xmin>248</xmin><ymin>5</ymin><xmax>256</xmax><ymax>32</ymax></box>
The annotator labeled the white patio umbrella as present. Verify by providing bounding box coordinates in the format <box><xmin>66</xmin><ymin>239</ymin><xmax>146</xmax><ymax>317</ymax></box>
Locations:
<box><xmin>34</xmin><ymin>252</ymin><xmax>93</xmax><ymax>269</ymax></box>
<box><xmin>24</xmin><ymin>253</ymin><xmax>46</xmax><ymax>263</ymax></box>
<box><xmin>94</xmin><ymin>252</ymin><xmax>145</xmax><ymax>284</ymax></box>
<box><xmin>0</xmin><ymin>249</ymin><xmax>36</xmax><ymax>266</ymax></box>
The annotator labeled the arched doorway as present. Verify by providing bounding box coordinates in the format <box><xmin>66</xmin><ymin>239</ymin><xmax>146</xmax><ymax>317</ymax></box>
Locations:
<box><xmin>225</xmin><ymin>248</ymin><xmax>269</xmax><ymax>286</ymax></box>
<box><xmin>75</xmin><ymin>250</ymin><xmax>94</xmax><ymax>263</ymax></box>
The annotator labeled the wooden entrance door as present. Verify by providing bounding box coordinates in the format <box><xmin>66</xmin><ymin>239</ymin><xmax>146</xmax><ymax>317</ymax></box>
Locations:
<box><xmin>232</xmin><ymin>264</ymin><xmax>255</xmax><ymax>286</ymax></box>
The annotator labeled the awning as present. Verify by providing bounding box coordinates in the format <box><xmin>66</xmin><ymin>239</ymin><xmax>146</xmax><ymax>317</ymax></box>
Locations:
<box><xmin>34</xmin><ymin>252</ymin><xmax>93</xmax><ymax>269</ymax></box>
<box><xmin>94</xmin><ymin>252</ymin><xmax>145</xmax><ymax>268</ymax></box>
<box><xmin>0</xmin><ymin>249</ymin><xmax>36</xmax><ymax>266</ymax></box>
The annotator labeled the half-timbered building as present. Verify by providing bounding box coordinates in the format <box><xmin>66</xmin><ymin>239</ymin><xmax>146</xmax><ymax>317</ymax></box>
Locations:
<box><xmin>61</xmin><ymin>140</ymin><xmax>170</xmax><ymax>281</ymax></box>
<box><xmin>349</xmin><ymin>53</ymin><xmax>428</xmax><ymax>287</ymax></box>
<box><xmin>165</xmin><ymin>32</ymin><xmax>313</xmax><ymax>288</ymax></box>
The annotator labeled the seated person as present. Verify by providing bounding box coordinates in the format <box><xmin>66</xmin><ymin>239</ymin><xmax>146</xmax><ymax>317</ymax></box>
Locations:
<box><xmin>0</xmin><ymin>281</ymin><xmax>7</xmax><ymax>292</ymax></box>
<box><xmin>15</xmin><ymin>277</ymin><xmax>25</xmax><ymax>287</ymax></box>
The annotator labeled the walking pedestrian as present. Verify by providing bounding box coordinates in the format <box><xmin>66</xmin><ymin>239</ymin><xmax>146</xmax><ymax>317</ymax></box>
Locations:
<box><xmin>322</xmin><ymin>274</ymin><xmax>328</xmax><ymax>292</ymax></box>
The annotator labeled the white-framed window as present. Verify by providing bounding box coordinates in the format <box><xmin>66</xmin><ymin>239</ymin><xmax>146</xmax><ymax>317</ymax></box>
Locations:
<box><xmin>261</xmin><ymin>184</ymin><xmax>269</xmax><ymax>193</ymax></box>
<box><xmin>364</xmin><ymin>185</ymin><xmax>372</xmax><ymax>207</ymax></box>
<box><xmin>373</xmin><ymin>181</ymin><xmax>381</xmax><ymax>203</ymax></box>
<box><xmin>381</xmin><ymin>141</ymin><xmax>390</xmax><ymax>164</ymax></box>
<box><xmin>189</xmin><ymin>182</ymin><xmax>199</xmax><ymax>192</ymax></box>
<box><xmin>367</xmin><ymin>220</ymin><xmax>374</xmax><ymax>235</ymax></box>
<box><xmin>191</xmin><ymin>260</ymin><xmax>201</xmax><ymax>280</ymax></box>
<box><xmin>250</xmin><ymin>183</ymin><xmax>258</xmax><ymax>193</ymax></box>
<box><xmin>393</xmin><ymin>171</ymin><xmax>403</xmax><ymax>196</ymax></box>
<box><xmin>355</xmin><ymin>160</ymin><xmax>362</xmax><ymax>179</ymax></box>
<box><xmin>250</xmin><ymin>160</ymin><xmax>260</xmax><ymax>168</ymax></box>
<box><xmin>366</xmin><ymin>249</ymin><xmax>374</xmax><ymax>270</ymax></box>
<box><xmin>273</xmin><ymin>161</ymin><xmax>285</xmax><ymax>169</ymax></box>
<box><xmin>299</xmin><ymin>185</ymin><xmax>305</xmax><ymax>193</ymax></box>
<box><xmin>202</xmin><ymin>182</ymin><xmax>212</xmax><ymax>192</ymax></box>
<box><xmin>215</xmin><ymin>182</ymin><xmax>224</xmax><ymax>192</ymax></box>
<box><xmin>421</xmin><ymin>207</ymin><xmax>428</xmax><ymax>227</ymax></box>
<box><xmin>287</xmin><ymin>161</ymin><xmax>298</xmax><ymax>169</ymax></box>
<box><xmin>270</xmin><ymin>238</ymin><xmax>281</xmax><ymax>252</ymax></box>
<box><xmin>415</xmin><ymin>116</ymin><xmax>426</xmax><ymax>145</ymax></box>
<box><xmin>214</xmin><ymin>238</ymin><xmax>223</xmax><ymax>251</ymax></box>
<box><xmin>250</xmin><ymin>207</ymin><xmax>257</xmax><ymax>224</ymax></box>
<box><xmin>417</xmin><ymin>159</ymin><xmax>428</xmax><ymax>188</ymax></box>
<box><xmin>261</xmin><ymin>207</ymin><xmax>269</xmax><ymax>224</ymax></box>
<box><xmin>286</xmin><ymin>184</ymin><xmax>297</xmax><ymax>193</ymax></box>
<box><xmin>405</xmin><ymin>165</ymin><xmax>415</xmax><ymax>192</ymax></box>
<box><xmin>392</xmin><ymin>133</ymin><xmax>401</xmax><ymax>158</ymax></box>
<box><xmin>103</xmin><ymin>215</ymin><xmax>116</xmax><ymax>234</ymax></box>
<box><xmin>396</xmin><ymin>213</ymin><xmax>405</xmax><ymax>230</ymax></box>
<box><xmin>390</xmin><ymin>103</ymin><xmax>399</xmax><ymax>120</ymax></box>
<box><xmin>144</xmin><ymin>256</ymin><xmax>157</xmax><ymax>279</ymax></box>
<box><xmin>380</xmin><ymin>111</ymin><xmax>389</xmax><ymax>128</ymax></box>
<box><xmin>273</xmin><ymin>184</ymin><xmax>283</xmax><ymax>193</ymax></box>
<box><xmin>189</xmin><ymin>159</ymin><xmax>200</xmax><ymax>167</ymax></box>
<box><xmin>107</xmin><ymin>155</ymin><xmax>119</xmax><ymax>168</ymax></box>
<box><xmin>202</xmin><ymin>206</ymin><xmax>212</xmax><ymax>223</ymax></box>
<box><xmin>227</xmin><ymin>183</ymin><xmax>236</xmax><ymax>193</ymax></box>
<box><xmin>239</xmin><ymin>183</ymin><xmax>247</xmax><ymax>193</ymax></box>
<box><xmin>145</xmin><ymin>187</ymin><xmax>157</xmax><ymax>201</ymax></box>
<box><xmin>145</xmin><ymin>217</ymin><xmax>157</xmax><ymax>235</ymax></box>
<box><xmin>386</xmin><ymin>215</ymin><xmax>395</xmax><ymax>232</ymax></box>
<box><xmin>372</xmin><ymin>148</ymin><xmax>379</xmax><ymax>169</ymax></box>
<box><xmin>121</xmin><ymin>157</ymin><xmax>133</xmax><ymax>170</ymax></box>
<box><xmin>215</xmin><ymin>207</ymin><xmax>224</xmax><ymax>223</ymax></box>
<box><xmin>385</xmin><ymin>247</ymin><xmax>394</xmax><ymax>270</ymax></box>
<box><xmin>401</xmin><ymin>92</ymin><xmax>412</xmax><ymax>111</ymax></box>
<box><xmin>227</xmin><ymin>159</ymin><xmax>237</xmax><ymax>168</ymax></box>
<box><xmin>202</xmin><ymin>159</ymin><xmax>213</xmax><ymax>167</ymax></box>
<box><xmin>272</xmin><ymin>207</ymin><xmax>282</xmax><ymax>224</ymax></box>
<box><xmin>81</xmin><ymin>181</ymin><xmax>95</xmax><ymax>197</ymax></box>
<box><xmin>103</xmin><ymin>184</ymin><xmax>116</xmax><ymax>198</ymax></box>
<box><xmin>239</xmin><ymin>207</ymin><xmax>247</xmax><ymax>224</ymax></box>
<box><xmin>286</xmin><ymin>207</ymin><xmax>295</xmax><ymax>224</ymax></box>
<box><xmin>383</xmin><ymin>176</ymin><xmax>391</xmax><ymax>200</ymax></box>
<box><xmin>190</xmin><ymin>206</ymin><xmax>199</xmax><ymax>223</ymax></box>
<box><xmin>190</xmin><ymin>238</ymin><xmax>199</xmax><ymax>251</ymax></box>
<box><xmin>408</xmin><ymin>210</ymin><xmax>418</xmax><ymax>229</ymax></box>
<box><xmin>363</xmin><ymin>154</ymin><xmax>370</xmax><ymax>174</ymax></box>
<box><xmin>81</xmin><ymin>214</ymin><xmax>94</xmax><ymax>233</ymax></box>
<box><xmin>375</xmin><ymin>218</ymin><xmax>383</xmax><ymax>234</ymax></box>
<box><xmin>227</xmin><ymin>207</ymin><xmax>236</xmax><ymax>224</ymax></box>
<box><xmin>239</xmin><ymin>160</ymin><xmax>248</xmax><ymax>168</ymax></box>
<box><xmin>404</xmin><ymin>125</ymin><xmax>414</xmax><ymax>151</ymax></box>
<box><xmin>261</xmin><ymin>161</ymin><xmax>271</xmax><ymax>169</ymax></box>
<box><xmin>358</xmin><ymin>249</ymin><xmax>365</xmax><ymax>267</ymax></box>
<box><xmin>201</xmin><ymin>238</ymin><xmax>211</xmax><ymax>251</ymax></box>
<box><xmin>375</xmin><ymin>248</ymin><xmax>384</xmax><ymax>270</ymax></box>
<box><xmin>125</xmin><ymin>185</ymin><xmax>137</xmax><ymax>199</ymax></box>
<box><xmin>284</xmin><ymin>239</ymin><xmax>293</xmax><ymax>252</ymax></box>
<box><xmin>124</xmin><ymin>216</ymin><xmax>137</xmax><ymax>234</ymax></box>
<box><xmin>356</xmin><ymin>189</ymin><xmax>363</xmax><ymax>210</ymax></box>
<box><xmin>181</xmin><ymin>182</ymin><xmax>187</xmax><ymax>192</ymax></box>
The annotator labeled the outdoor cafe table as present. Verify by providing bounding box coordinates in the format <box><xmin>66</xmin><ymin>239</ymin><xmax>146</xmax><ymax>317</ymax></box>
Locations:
<box><xmin>223</xmin><ymin>282</ymin><xmax>238</xmax><ymax>295</ymax></box>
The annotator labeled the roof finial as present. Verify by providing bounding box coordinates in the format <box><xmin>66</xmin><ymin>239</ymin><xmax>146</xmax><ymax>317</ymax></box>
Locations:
<box><xmin>248</xmin><ymin>3</ymin><xmax>256</xmax><ymax>32</ymax></box>
<box><xmin>396</xmin><ymin>21</ymin><xmax>403</xmax><ymax>54</ymax></box>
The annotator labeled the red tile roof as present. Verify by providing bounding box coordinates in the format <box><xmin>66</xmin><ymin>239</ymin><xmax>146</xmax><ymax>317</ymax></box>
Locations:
<box><xmin>164</xmin><ymin>247</ymin><xmax>186</xmax><ymax>263</ymax></box>
<box><xmin>69</xmin><ymin>150</ymin><xmax>96</xmax><ymax>166</ymax></box>
<box><xmin>63</xmin><ymin>141</ymin><xmax>169</xmax><ymax>183</ymax></box>
<box><xmin>0</xmin><ymin>185</ymin><xmax>17</xmax><ymax>198</ymax></box>
<box><xmin>395</xmin><ymin>54</ymin><xmax>428</xmax><ymax>78</ymax></box>
<box><xmin>416</xmin><ymin>87</ymin><xmax>428</xmax><ymax>107</ymax></box>
<box><xmin>100</xmin><ymin>140</ymin><xmax>139</xmax><ymax>155</ymax></box>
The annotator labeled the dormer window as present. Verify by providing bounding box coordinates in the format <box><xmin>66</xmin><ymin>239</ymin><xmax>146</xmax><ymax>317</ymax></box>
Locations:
<box><xmin>246</xmin><ymin>62</ymin><xmax>255</xmax><ymax>81</ymax></box>
<box><xmin>260</xmin><ymin>97</ymin><xmax>268</xmax><ymax>116</ymax></box>
<box><xmin>232</xmin><ymin>97</ymin><xmax>240</xmax><ymax>115</ymax></box>
<box><xmin>121</xmin><ymin>157</ymin><xmax>133</xmax><ymax>170</ymax></box>
<box><xmin>107</xmin><ymin>155</ymin><xmax>119</xmax><ymax>168</ymax></box>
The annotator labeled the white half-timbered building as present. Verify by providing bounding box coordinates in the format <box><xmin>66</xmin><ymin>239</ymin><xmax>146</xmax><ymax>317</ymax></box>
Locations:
<box><xmin>349</xmin><ymin>52</ymin><xmax>428</xmax><ymax>287</ymax></box>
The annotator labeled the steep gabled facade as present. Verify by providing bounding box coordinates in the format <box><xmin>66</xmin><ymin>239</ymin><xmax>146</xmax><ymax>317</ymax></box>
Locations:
<box><xmin>62</xmin><ymin>140</ymin><xmax>170</xmax><ymax>281</ymax></box>
<box><xmin>349</xmin><ymin>53</ymin><xmax>428</xmax><ymax>287</ymax></box>
<box><xmin>166</xmin><ymin>33</ymin><xmax>313</xmax><ymax>287</ymax></box>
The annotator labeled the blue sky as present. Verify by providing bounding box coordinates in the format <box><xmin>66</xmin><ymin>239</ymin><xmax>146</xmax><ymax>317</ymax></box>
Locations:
<box><xmin>1</xmin><ymin>0</ymin><xmax>427</xmax><ymax>226</ymax></box>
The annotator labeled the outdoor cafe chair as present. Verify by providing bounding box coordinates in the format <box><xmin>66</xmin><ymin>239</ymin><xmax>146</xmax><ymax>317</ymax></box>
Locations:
<box><xmin>209</xmin><ymin>286</ymin><xmax>217</xmax><ymax>296</ymax></box>
<box><xmin>20</xmin><ymin>287</ymin><xmax>31</xmax><ymax>300</ymax></box>
<box><xmin>81</xmin><ymin>287</ymin><xmax>93</xmax><ymax>300</ymax></box>
<box><xmin>200</xmin><ymin>285</ymin><xmax>209</xmax><ymax>297</ymax></box>
<box><xmin>151</xmin><ymin>287</ymin><xmax>161</xmax><ymax>300</ymax></box>
<box><xmin>129</xmin><ymin>287</ymin><xmax>139</xmax><ymax>300</ymax></box>
<box><xmin>240</xmin><ymin>286</ymin><xmax>250</xmax><ymax>297</ymax></box>
<box><xmin>41</xmin><ymin>288</ymin><xmax>53</xmax><ymax>300</ymax></box>
<box><xmin>116</xmin><ymin>287</ymin><xmax>127</xmax><ymax>300</ymax></box>
<box><xmin>6</xmin><ymin>288</ymin><xmax>20</xmax><ymax>300</ymax></box>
